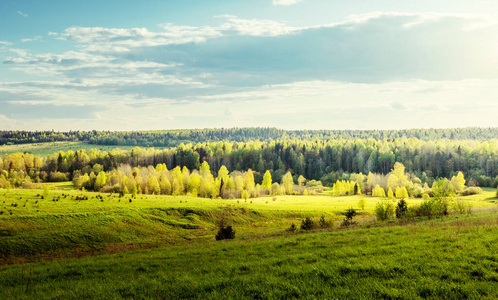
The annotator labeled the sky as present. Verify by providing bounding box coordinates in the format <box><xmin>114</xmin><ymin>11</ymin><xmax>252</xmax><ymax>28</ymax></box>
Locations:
<box><xmin>1</xmin><ymin>0</ymin><xmax>497</xmax><ymax>131</ymax></box>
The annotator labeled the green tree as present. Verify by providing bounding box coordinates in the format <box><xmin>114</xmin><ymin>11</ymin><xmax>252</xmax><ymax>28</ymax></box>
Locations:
<box><xmin>281</xmin><ymin>172</ymin><xmax>294</xmax><ymax>195</ymax></box>
<box><xmin>241</xmin><ymin>190</ymin><xmax>250</xmax><ymax>200</ymax></box>
<box><xmin>130</xmin><ymin>184</ymin><xmax>138</xmax><ymax>197</ymax></box>
<box><xmin>358</xmin><ymin>198</ymin><xmax>366</xmax><ymax>210</ymax></box>
<box><xmin>450</xmin><ymin>171</ymin><xmax>466</xmax><ymax>193</ymax></box>
<box><xmin>243</xmin><ymin>169</ymin><xmax>255</xmax><ymax>191</ymax></box>
<box><xmin>297</xmin><ymin>175</ymin><xmax>306</xmax><ymax>186</ymax></box>
<box><xmin>432</xmin><ymin>178</ymin><xmax>455</xmax><ymax>215</ymax></box>
<box><xmin>395</xmin><ymin>199</ymin><xmax>408</xmax><ymax>218</ymax></box>
<box><xmin>262</xmin><ymin>170</ymin><xmax>272</xmax><ymax>190</ymax></box>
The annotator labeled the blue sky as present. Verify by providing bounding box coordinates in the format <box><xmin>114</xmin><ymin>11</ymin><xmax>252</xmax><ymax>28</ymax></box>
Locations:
<box><xmin>1</xmin><ymin>0</ymin><xmax>497</xmax><ymax>130</ymax></box>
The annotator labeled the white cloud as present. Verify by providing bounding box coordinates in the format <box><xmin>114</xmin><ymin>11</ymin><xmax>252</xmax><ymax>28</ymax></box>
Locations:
<box><xmin>7</xmin><ymin>48</ymin><xmax>29</xmax><ymax>57</ymax></box>
<box><xmin>57</xmin><ymin>16</ymin><xmax>296</xmax><ymax>53</ymax></box>
<box><xmin>16</xmin><ymin>10</ymin><xmax>28</xmax><ymax>17</ymax></box>
<box><xmin>21</xmin><ymin>36</ymin><xmax>42</xmax><ymax>43</ymax></box>
<box><xmin>3</xmin><ymin>12</ymin><xmax>498</xmax><ymax>130</ymax></box>
<box><xmin>0</xmin><ymin>41</ymin><xmax>13</xmax><ymax>46</ymax></box>
<box><xmin>216</xmin><ymin>15</ymin><xmax>297</xmax><ymax>36</ymax></box>
<box><xmin>273</xmin><ymin>0</ymin><xmax>302</xmax><ymax>6</ymax></box>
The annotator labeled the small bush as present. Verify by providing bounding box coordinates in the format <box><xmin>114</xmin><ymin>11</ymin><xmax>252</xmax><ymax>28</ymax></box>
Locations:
<box><xmin>418</xmin><ymin>197</ymin><xmax>435</xmax><ymax>218</ymax></box>
<box><xmin>301</xmin><ymin>217</ymin><xmax>314</xmax><ymax>230</ymax></box>
<box><xmin>358</xmin><ymin>199</ymin><xmax>366</xmax><ymax>210</ymax></box>
<box><xmin>288</xmin><ymin>223</ymin><xmax>297</xmax><ymax>232</ymax></box>
<box><xmin>452</xmin><ymin>199</ymin><xmax>468</xmax><ymax>214</ymax></box>
<box><xmin>375</xmin><ymin>201</ymin><xmax>395</xmax><ymax>221</ymax></box>
<box><xmin>215</xmin><ymin>226</ymin><xmax>236</xmax><ymax>240</ymax></box>
<box><xmin>395</xmin><ymin>199</ymin><xmax>408</xmax><ymax>218</ymax></box>
<box><xmin>461</xmin><ymin>187</ymin><xmax>483</xmax><ymax>196</ymax></box>
<box><xmin>319</xmin><ymin>215</ymin><xmax>331</xmax><ymax>228</ymax></box>
<box><xmin>341</xmin><ymin>208</ymin><xmax>357</xmax><ymax>227</ymax></box>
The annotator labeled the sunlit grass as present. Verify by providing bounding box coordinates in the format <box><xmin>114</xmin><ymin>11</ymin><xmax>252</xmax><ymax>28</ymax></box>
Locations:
<box><xmin>1</xmin><ymin>210</ymin><xmax>497</xmax><ymax>299</ymax></box>
<box><xmin>0</xmin><ymin>142</ymin><xmax>142</xmax><ymax>156</ymax></box>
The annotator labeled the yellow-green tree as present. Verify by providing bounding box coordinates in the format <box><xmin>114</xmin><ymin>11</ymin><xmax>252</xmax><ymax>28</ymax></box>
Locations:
<box><xmin>262</xmin><ymin>170</ymin><xmax>272</xmax><ymax>190</ymax></box>
<box><xmin>281</xmin><ymin>171</ymin><xmax>294</xmax><ymax>195</ymax></box>
<box><xmin>450</xmin><ymin>171</ymin><xmax>465</xmax><ymax>193</ymax></box>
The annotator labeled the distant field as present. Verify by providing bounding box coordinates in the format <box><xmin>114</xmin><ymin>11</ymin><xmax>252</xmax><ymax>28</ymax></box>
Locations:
<box><xmin>0</xmin><ymin>142</ymin><xmax>141</xmax><ymax>156</ymax></box>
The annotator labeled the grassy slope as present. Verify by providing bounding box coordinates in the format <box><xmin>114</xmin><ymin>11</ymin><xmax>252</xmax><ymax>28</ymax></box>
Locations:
<box><xmin>0</xmin><ymin>212</ymin><xmax>497</xmax><ymax>299</ymax></box>
<box><xmin>0</xmin><ymin>186</ymin><xmax>496</xmax><ymax>264</ymax></box>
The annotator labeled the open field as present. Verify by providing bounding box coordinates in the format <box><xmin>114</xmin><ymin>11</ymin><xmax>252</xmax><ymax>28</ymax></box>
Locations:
<box><xmin>0</xmin><ymin>142</ymin><xmax>141</xmax><ymax>156</ymax></box>
<box><xmin>1</xmin><ymin>210</ymin><xmax>497</xmax><ymax>299</ymax></box>
<box><xmin>1</xmin><ymin>185</ymin><xmax>496</xmax><ymax>265</ymax></box>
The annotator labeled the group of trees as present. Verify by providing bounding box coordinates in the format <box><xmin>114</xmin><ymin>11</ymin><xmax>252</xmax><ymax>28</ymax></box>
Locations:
<box><xmin>71</xmin><ymin>162</ymin><xmax>320</xmax><ymax>199</ymax></box>
<box><xmin>331</xmin><ymin>162</ymin><xmax>472</xmax><ymax>198</ymax></box>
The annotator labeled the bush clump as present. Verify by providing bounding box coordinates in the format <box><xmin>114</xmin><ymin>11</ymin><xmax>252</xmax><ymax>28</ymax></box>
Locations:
<box><xmin>341</xmin><ymin>208</ymin><xmax>357</xmax><ymax>227</ymax></box>
<box><xmin>375</xmin><ymin>201</ymin><xmax>395</xmax><ymax>221</ymax></box>
<box><xmin>301</xmin><ymin>217</ymin><xmax>314</xmax><ymax>230</ymax></box>
<box><xmin>461</xmin><ymin>187</ymin><xmax>483</xmax><ymax>196</ymax></box>
<box><xmin>215</xmin><ymin>226</ymin><xmax>236</xmax><ymax>240</ymax></box>
<box><xmin>319</xmin><ymin>215</ymin><xmax>331</xmax><ymax>228</ymax></box>
<box><xmin>395</xmin><ymin>199</ymin><xmax>408</xmax><ymax>218</ymax></box>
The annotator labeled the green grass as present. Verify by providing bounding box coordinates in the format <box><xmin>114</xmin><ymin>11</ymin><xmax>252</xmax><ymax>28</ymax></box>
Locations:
<box><xmin>0</xmin><ymin>142</ymin><xmax>143</xmax><ymax>156</ymax></box>
<box><xmin>0</xmin><ymin>186</ymin><xmax>496</xmax><ymax>265</ymax></box>
<box><xmin>0</xmin><ymin>211</ymin><xmax>497</xmax><ymax>299</ymax></box>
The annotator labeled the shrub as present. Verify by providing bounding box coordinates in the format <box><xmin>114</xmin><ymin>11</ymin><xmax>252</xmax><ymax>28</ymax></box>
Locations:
<box><xmin>358</xmin><ymin>199</ymin><xmax>366</xmax><ymax>210</ymax></box>
<box><xmin>461</xmin><ymin>187</ymin><xmax>483</xmax><ymax>196</ymax></box>
<box><xmin>418</xmin><ymin>197</ymin><xmax>435</xmax><ymax>218</ymax></box>
<box><xmin>301</xmin><ymin>217</ymin><xmax>314</xmax><ymax>230</ymax></box>
<box><xmin>319</xmin><ymin>215</ymin><xmax>331</xmax><ymax>228</ymax></box>
<box><xmin>288</xmin><ymin>223</ymin><xmax>297</xmax><ymax>232</ymax></box>
<box><xmin>453</xmin><ymin>199</ymin><xmax>473</xmax><ymax>215</ymax></box>
<box><xmin>215</xmin><ymin>226</ymin><xmax>236</xmax><ymax>240</ymax></box>
<box><xmin>341</xmin><ymin>208</ymin><xmax>357</xmax><ymax>227</ymax></box>
<box><xmin>395</xmin><ymin>199</ymin><xmax>408</xmax><ymax>218</ymax></box>
<box><xmin>375</xmin><ymin>201</ymin><xmax>395</xmax><ymax>221</ymax></box>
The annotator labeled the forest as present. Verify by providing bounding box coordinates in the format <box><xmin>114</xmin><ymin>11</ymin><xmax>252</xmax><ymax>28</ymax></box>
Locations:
<box><xmin>2</xmin><ymin>134</ymin><xmax>498</xmax><ymax>191</ymax></box>
<box><xmin>2</xmin><ymin>127</ymin><xmax>498</xmax><ymax>146</ymax></box>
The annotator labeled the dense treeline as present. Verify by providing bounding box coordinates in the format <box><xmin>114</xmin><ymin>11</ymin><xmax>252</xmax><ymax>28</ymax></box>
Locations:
<box><xmin>2</xmin><ymin>127</ymin><xmax>498</xmax><ymax>147</ymax></box>
<box><xmin>2</xmin><ymin>137</ymin><xmax>498</xmax><ymax>190</ymax></box>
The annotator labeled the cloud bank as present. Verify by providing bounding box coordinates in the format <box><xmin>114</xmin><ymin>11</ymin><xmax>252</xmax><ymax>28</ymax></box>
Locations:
<box><xmin>1</xmin><ymin>12</ymin><xmax>497</xmax><ymax>130</ymax></box>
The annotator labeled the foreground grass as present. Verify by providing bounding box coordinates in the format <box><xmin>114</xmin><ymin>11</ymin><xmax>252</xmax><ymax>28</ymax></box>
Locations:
<box><xmin>1</xmin><ymin>211</ymin><xmax>497</xmax><ymax>299</ymax></box>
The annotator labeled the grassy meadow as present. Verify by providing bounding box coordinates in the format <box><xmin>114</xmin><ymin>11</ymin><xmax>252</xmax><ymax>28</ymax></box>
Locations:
<box><xmin>0</xmin><ymin>181</ymin><xmax>497</xmax><ymax>299</ymax></box>
<box><xmin>0</xmin><ymin>210</ymin><xmax>497</xmax><ymax>299</ymax></box>
<box><xmin>0</xmin><ymin>142</ymin><xmax>141</xmax><ymax>156</ymax></box>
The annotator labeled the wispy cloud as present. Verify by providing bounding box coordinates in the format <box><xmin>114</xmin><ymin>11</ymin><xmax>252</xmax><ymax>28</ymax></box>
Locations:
<box><xmin>272</xmin><ymin>0</ymin><xmax>302</xmax><ymax>6</ymax></box>
<box><xmin>16</xmin><ymin>10</ymin><xmax>28</xmax><ymax>18</ymax></box>
<box><xmin>21</xmin><ymin>36</ymin><xmax>42</xmax><ymax>43</ymax></box>
<box><xmin>0</xmin><ymin>41</ymin><xmax>13</xmax><ymax>46</ymax></box>
<box><xmin>56</xmin><ymin>15</ymin><xmax>296</xmax><ymax>53</ymax></box>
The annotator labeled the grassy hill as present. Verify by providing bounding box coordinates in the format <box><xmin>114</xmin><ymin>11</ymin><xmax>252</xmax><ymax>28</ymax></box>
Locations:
<box><xmin>0</xmin><ymin>185</ymin><xmax>497</xmax><ymax>298</ymax></box>
<box><xmin>1</xmin><ymin>210</ymin><xmax>497</xmax><ymax>299</ymax></box>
